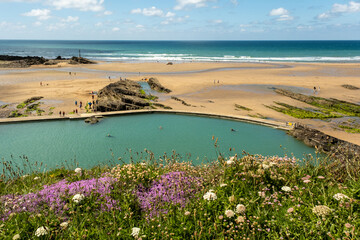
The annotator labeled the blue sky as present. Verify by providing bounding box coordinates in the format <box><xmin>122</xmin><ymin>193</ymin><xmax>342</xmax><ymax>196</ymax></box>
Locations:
<box><xmin>0</xmin><ymin>0</ymin><xmax>359</xmax><ymax>40</ymax></box>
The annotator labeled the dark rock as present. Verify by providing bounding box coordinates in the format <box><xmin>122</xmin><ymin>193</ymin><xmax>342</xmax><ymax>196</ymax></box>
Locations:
<box><xmin>288</xmin><ymin>123</ymin><xmax>360</xmax><ymax>159</ymax></box>
<box><xmin>95</xmin><ymin>80</ymin><xmax>151</xmax><ymax>112</ymax></box>
<box><xmin>167</xmin><ymin>62</ymin><xmax>173</xmax><ymax>65</ymax></box>
<box><xmin>69</xmin><ymin>57</ymin><xmax>95</xmax><ymax>65</ymax></box>
<box><xmin>0</xmin><ymin>55</ymin><xmax>47</xmax><ymax>68</ymax></box>
<box><xmin>171</xmin><ymin>96</ymin><xmax>191</xmax><ymax>106</ymax></box>
<box><xmin>148</xmin><ymin>78</ymin><xmax>172</xmax><ymax>93</ymax></box>
<box><xmin>24</xmin><ymin>96</ymin><xmax>43</xmax><ymax>105</ymax></box>
<box><xmin>85</xmin><ymin>116</ymin><xmax>100</xmax><ymax>124</ymax></box>
<box><xmin>342</xmin><ymin>84</ymin><xmax>359</xmax><ymax>90</ymax></box>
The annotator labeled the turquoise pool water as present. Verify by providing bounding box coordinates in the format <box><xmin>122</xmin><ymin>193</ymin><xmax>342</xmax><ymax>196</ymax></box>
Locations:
<box><xmin>0</xmin><ymin>113</ymin><xmax>315</xmax><ymax>172</ymax></box>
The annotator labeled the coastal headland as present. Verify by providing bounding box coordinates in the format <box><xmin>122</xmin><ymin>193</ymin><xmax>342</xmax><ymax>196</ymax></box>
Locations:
<box><xmin>0</xmin><ymin>59</ymin><xmax>359</xmax><ymax>146</ymax></box>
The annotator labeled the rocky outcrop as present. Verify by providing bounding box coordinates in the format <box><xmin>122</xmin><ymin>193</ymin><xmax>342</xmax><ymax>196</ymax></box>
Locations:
<box><xmin>85</xmin><ymin>116</ymin><xmax>100</xmax><ymax>124</ymax></box>
<box><xmin>0</xmin><ymin>55</ymin><xmax>95</xmax><ymax>68</ymax></box>
<box><xmin>148</xmin><ymin>78</ymin><xmax>172</xmax><ymax>93</ymax></box>
<box><xmin>341</xmin><ymin>84</ymin><xmax>359</xmax><ymax>90</ymax></box>
<box><xmin>95</xmin><ymin>80</ymin><xmax>151</xmax><ymax>112</ymax></box>
<box><xmin>24</xmin><ymin>96</ymin><xmax>43</xmax><ymax>105</ymax></box>
<box><xmin>0</xmin><ymin>55</ymin><xmax>47</xmax><ymax>68</ymax></box>
<box><xmin>288</xmin><ymin>124</ymin><xmax>360</xmax><ymax>158</ymax></box>
<box><xmin>69</xmin><ymin>57</ymin><xmax>95</xmax><ymax>65</ymax></box>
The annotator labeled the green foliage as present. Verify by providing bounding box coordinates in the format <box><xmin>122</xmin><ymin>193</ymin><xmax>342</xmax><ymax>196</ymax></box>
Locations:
<box><xmin>1</xmin><ymin>154</ymin><xmax>359</xmax><ymax>239</ymax></box>
<box><xmin>1</xmin><ymin>104</ymin><xmax>8</xmax><ymax>109</ymax></box>
<box><xmin>266</xmin><ymin>102</ymin><xmax>342</xmax><ymax>119</ymax></box>
<box><xmin>339</xmin><ymin>125</ymin><xmax>360</xmax><ymax>133</ymax></box>
<box><xmin>16</xmin><ymin>103</ymin><xmax>26</xmax><ymax>109</ymax></box>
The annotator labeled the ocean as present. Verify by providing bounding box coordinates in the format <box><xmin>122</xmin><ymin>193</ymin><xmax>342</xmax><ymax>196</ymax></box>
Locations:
<box><xmin>0</xmin><ymin>40</ymin><xmax>360</xmax><ymax>63</ymax></box>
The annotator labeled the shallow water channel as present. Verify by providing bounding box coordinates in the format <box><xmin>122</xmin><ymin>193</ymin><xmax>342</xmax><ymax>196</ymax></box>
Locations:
<box><xmin>0</xmin><ymin>113</ymin><xmax>315</xmax><ymax>173</ymax></box>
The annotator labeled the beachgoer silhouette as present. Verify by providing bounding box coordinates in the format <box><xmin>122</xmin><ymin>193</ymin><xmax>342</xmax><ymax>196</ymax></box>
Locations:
<box><xmin>231</xmin><ymin>128</ymin><xmax>236</xmax><ymax>132</ymax></box>
<box><xmin>89</xmin><ymin>102</ymin><xmax>92</xmax><ymax>108</ymax></box>
<box><xmin>75</xmin><ymin>109</ymin><xmax>78</xmax><ymax>114</ymax></box>
<box><xmin>107</xmin><ymin>134</ymin><xmax>112</xmax><ymax>137</ymax></box>
<box><xmin>59</xmin><ymin>111</ymin><xmax>61</xmax><ymax>116</ymax></box>
<box><xmin>313</xmin><ymin>86</ymin><xmax>316</xmax><ymax>94</ymax></box>
<box><xmin>218</xmin><ymin>80</ymin><xmax>219</xmax><ymax>84</ymax></box>
<box><xmin>69</xmin><ymin>72</ymin><xmax>71</xmax><ymax>75</ymax></box>
<box><xmin>92</xmin><ymin>95</ymin><xmax>94</xmax><ymax>100</ymax></box>
<box><xmin>62</xmin><ymin>111</ymin><xmax>65</xmax><ymax>117</ymax></box>
<box><xmin>75</xmin><ymin>100</ymin><xmax>77</xmax><ymax>106</ymax></box>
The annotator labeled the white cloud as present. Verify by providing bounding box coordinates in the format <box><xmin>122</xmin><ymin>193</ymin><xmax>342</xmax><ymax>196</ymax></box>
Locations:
<box><xmin>269</xmin><ymin>7</ymin><xmax>293</xmax><ymax>21</ymax></box>
<box><xmin>174</xmin><ymin>0</ymin><xmax>212</xmax><ymax>10</ymax></box>
<box><xmin>104</xmin><ymin>10</ymin><xmax>112</xmax><ymax>15</ymax></box>
<box><xmin>212</xmin><ymin>19</ymin><xmax>223</xmax><ymax>24</ymax></box>
<box><xmin>332</xmin><ymin>1</ymin><xmax>360</xmax><ymax>13</ymax></box>
<box><xmin>270</xmin><ymin>8</ymin><xmax>289</xmax><ymax>16</ymax></box>
<box><xmin>136</xmin><ymin>24</ymin><xmax>144</xmax><ymax>28</ymax></box>
<box><xmin>230</xmin><ymin>0</ymin><xmax>238</xmax><ymax>6</ymax></box>
<box><xmin>165</xmin><ymin>12</ymin><xmax>176</xmax><ymax>17</ymax></box>
<box><xmin>112</xmin><ymin>27</ymin><xmax>119</xmax><ymax>32</ymax></box>
<box><xmin>161</xmin><ymin>15</ymin><xmax>189</xmax><ymax>25</ymax></box>
<box><xmin>23</xmin><ymin>9</ymin><xmax>51</xmax><ymax>20</ymax></box>
<box><xmin>48</xmin><ymin>0</ymin><xmax>105</xmax><ymax>12</ymax></box>
<box><xmin>277</xmin><ymin>14</ymin><xmax>294</xmax><ymax>21</ymax></box>
<box><xmin>95</xmin><ymin>22</ymin><xmax>102</xmax><ymax>27</ymax></box>
<box><xmin>317</xmin><ymin>1</ymin><xmax>360</xmax><ymax>20</ymax></box>
<box><xmin>131</xmin><ymin>6</ymin><xmax>163</xmax><ymax>17</ymax></box>
<box><xmin>317</xmin><ymin>13</ymin><xmax>330</xmax><ymax>19</ymax></box>
<box><xmin>62</xmin><ymin>16</ymin><xmax>79</xmax><ymax>22</ymax></box>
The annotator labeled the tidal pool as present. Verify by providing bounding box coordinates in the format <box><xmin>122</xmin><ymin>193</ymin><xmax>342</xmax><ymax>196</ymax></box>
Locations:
<box><xmin>0</xmin><ymin>113</ymin><xmax>315</xmax><ymax>172</ymax></box>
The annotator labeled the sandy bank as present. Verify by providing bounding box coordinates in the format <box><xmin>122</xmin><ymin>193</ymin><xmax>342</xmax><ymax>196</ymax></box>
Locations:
<box><xmin>0</xmin><ymin>61</ymin><xmax>359</xmax><ymax>146</ymax></box>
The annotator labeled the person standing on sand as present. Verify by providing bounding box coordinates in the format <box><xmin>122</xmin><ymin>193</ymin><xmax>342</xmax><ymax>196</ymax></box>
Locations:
<box><xmin>75</xmin><ymin>100</ymin><xmax>77</xmax><ymax>106</ymax></box>
<box><xmin>62</xmin><ymin>111</ymin><xmax>65</xmax><ymax>117</ymax></box>
<box><xmin>80</xmin><ymin>101</ymin><xmax>82</xmax><ymax>109</ymax></box>
<box><xmin>59</xmin><ymin>111</ymin><xmax>61</xmax><ymax>116</ymax></box>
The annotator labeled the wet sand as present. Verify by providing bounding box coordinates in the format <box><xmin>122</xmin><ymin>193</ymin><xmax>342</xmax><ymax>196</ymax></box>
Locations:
<box><xmin>0</xmin><ymin>61</ymin><xmax>359</xmax><ymax>145</ymax></box>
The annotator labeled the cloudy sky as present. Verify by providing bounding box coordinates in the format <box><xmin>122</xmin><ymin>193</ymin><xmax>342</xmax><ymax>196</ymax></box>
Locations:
<box><xmin>0</xmin><ymin>0</ymin><xmax>360</xmax><ymax>40</ymax></box>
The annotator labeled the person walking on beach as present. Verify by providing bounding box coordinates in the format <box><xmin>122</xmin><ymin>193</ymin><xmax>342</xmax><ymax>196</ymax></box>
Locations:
<box><xmin>59</xmin><ymin>111</ymin><xmax>61</xmax><ymax>116</ymax></box>
<box><xmin>80</xmin><ymin>101</ymin><xmax>82</xmax><ymax>109</ymax></box>
<box><xmin>75</xmin><ymin>109</ymin><xmax>78</xmax><ymax>114</ymax></box>
<box><xmin>89</xmin><ymin>102</ymin><xmax>92</xmax><ymax>108</ymax></box>
<box><xmin>75</xmin><ymin>100</ymin><xmax>77</xmax><ymax>106</ymax></box>
<box><xmin>313</xmin><ymin>86</ymin><xmax>317</xmax><ymax>94</ymax></box>
<box><xmin>62</xmin><ymin>111</ymin><xmax>65</xmax><ymax>117</ymax></box>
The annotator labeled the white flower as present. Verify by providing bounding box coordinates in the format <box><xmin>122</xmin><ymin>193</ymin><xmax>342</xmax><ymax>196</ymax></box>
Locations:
<box><xmin>34</xmin><ymin>177</ymin><xmax>40</xmax><ymax>180</ymax></box>
<box><xmin>235</xmin><ymin>204</ymin><xmax>246</xmax><ymax>214</ymax></box>
<box><xmin>131</xmin><ymin>227</ymin><xmax>141</xmax><ymax>238</ymax></box>
<box><xmin>281</xmin><ymin>186</ymin><xmax>292</xmax><ymax>192</ymax></box>
<box><xmin>60</xmin><ymin>222</ymin><xmax>68</xmax><ymax>228</ymax></box>
<box><xmin>184</xmin><ymin>211</ymin><xmax>191</xmax><ymax>216</ymax></box>
<box><xmin>262</xmin><ymin>164</ymin><xmax>270</xmax><ymax>169</ymax></box>
<box><xmin>220</xmin><ymin>183</ymin><xmax>228</xmax><ymax>187</ymax></box>
<box><xmin>203</xmin><ymin>190</ymin><xmax>217</xmax><ymax>201</ymax></box>
<box><xmin>35</xmin><ymin>226</ymin><xmax>48</xmax><ymax>237</ymax></box>
<box><xmin>258</xmin><ymin>191</ymin><xmax>266</xmax><ymax>198</ymax></box>
<box><xmin>21</xmin><ymin>175</ymin><xmax>29</xmax><ymax>178</ymax></box>
<box><xmin>312</xmin><ymin>205</ymin><xmax>332</xmax><ymax>217</ymax></box>
<box><xmin>140</xmin><ymin>162</ymin><xmax>147</xmax><ymax>166</ymax></box>
<box><xmin>333</xmin><ymin>193</ymin><xmax>350</xmax><ymax>201</ymax></box>
<box><xmin>12</xmin><ymin>234</ymin><xmax>20</xmax><ymax>240</ymax></box>
<box><xmin>72</xmin><ymin>194</ymin><xmax>85</xmax><ymax>203</ymax></box>
<box><xmin>74</xmin><ymin>168</ymin><xmax>82</xmax><ymax>174</ymax></box>
<box><xmin>225</xmin><ymin>210</ymin><xmax>235</xmax><ymax>218</ymax></box>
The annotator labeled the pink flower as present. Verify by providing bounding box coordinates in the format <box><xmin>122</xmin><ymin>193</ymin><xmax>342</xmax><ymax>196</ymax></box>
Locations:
<box><xmin>287</xmin><ymin>207</ymin><xmax>294</xmax><ymax>213</ymax></box>
<box><xmin>303</xmin><ymin>180</ymin><xmax>311</xmax><ymax>183</ymax></box>
<box><xmin>301</xmin><ymin>175</ymin><xmax>311</xmax><ymax>181</ymax></box>
<box><xmin>317</xmin><ymin>176</ymin><xmax>325</xmax><ymax>179</ymax></box>
<box><xmin>345</xmin><ymin>223</ymin><xmax>352</xmax><ymax>228</ymax></box>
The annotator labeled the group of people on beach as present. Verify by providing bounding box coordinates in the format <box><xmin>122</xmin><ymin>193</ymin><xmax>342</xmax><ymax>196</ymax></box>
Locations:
<box><xmin>58</xmin><ymin>91</ymin><xmax>98</xmax><ymax>117</ymax></box>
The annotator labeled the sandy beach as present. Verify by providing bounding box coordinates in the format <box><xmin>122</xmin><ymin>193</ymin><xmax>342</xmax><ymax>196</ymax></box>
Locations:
<box><xmin>0</xmin><ymin>61</ymin><xmax>359</xmax><ymax>145</ymax></box>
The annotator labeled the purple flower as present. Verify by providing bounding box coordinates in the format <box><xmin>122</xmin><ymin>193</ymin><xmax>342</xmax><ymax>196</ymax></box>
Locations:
<box><xmin>1</xmin><ymin>177</ymin><xmax>118</xmax><ymax>221</ymax></box>
<box><xmin>135</xmin><ymin>171</ymin><xmax>203</xmax><ymax>218</ymax></box>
